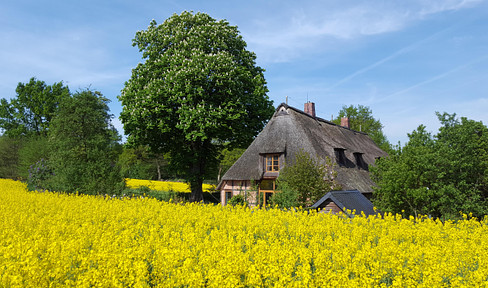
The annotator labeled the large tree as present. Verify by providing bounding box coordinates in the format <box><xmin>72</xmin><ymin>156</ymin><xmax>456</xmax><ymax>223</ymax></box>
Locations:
<box><xmin>0</xmin><ymin>77</ymin><xmax>70</xmax><ymax>137</ymax></box>
<box><xmin>333</xmin><ymin>105</ymin><xmax>391</xmax><ymax>152</ymax></box>
<box><xmin>371</xmin><ymin>112</ymin><xmax>488</xmax><ymax>220</ymax></box>
<box><xmin>119</xmin><ymin>11</ymin><xmax>274</xmax><ymax>202</ymax></box>
<box><xmin>47</xmin><ymin>89</ymin><xmax>124</xmax><ymax>195</ymax></box>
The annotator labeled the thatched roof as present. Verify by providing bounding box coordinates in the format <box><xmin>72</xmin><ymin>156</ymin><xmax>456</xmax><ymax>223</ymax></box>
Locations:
<box><xmin>220</xmin><ymin>103</ymin><xmax>388</xmax><ymax>193</ymax></box>
<box><xmin>311</xmin><ymin>190</ymin><xmax>377</xmax><ymax>217</ymax></box>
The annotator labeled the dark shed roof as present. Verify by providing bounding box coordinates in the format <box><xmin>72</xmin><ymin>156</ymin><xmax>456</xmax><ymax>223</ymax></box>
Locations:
<box><xmin>311</xmin><ymin>190</ymin><xmax>377</xmax><ymax>217</ymax></box>
<box><xmin>220</xmin><ymin>103</ymin><xmax>388</xmax><ymax>192</ymax></box>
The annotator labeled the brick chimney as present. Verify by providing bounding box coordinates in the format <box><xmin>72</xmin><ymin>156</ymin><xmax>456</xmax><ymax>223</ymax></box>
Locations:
<box><xmin>304</xmin><ymin>102</ymin><xmax>316</xmax><ymax>117</ymax></box>
<box><xmin>341</xmin><ymin>117</ymin><xmax>350</xmax><ymax>129</ymax></box>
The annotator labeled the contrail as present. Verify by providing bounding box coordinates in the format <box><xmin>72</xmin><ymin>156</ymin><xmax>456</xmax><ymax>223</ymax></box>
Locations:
<box><xmin>383</xmin><ymin>54</ymin><xmax>488</xmax><ymax>100</ymax></box>
<box><xmin>325</xmin><ymin>26</ymin><xmax>455</xmax><ymax>91</ymax></box>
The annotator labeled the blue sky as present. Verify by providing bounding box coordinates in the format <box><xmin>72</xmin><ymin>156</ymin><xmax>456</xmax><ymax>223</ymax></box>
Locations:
<box><xmin>2</xmin><ymin>0</ymin><xmax>488</xmax><ymax>145</ymax></box>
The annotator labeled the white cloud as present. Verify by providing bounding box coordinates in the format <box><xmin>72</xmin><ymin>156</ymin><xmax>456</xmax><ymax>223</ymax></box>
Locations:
<box><xmin>418</xmin><ymin>0</ymin><xmax>483</xmax><ymax>16</ymax></box>
<box><xmin>245</xmin><ymin>0</ymin><xmax>485</xmax><ymax>63</ymax></box>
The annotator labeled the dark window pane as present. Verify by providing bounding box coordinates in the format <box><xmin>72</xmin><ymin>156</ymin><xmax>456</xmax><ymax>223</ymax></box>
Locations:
<box><xmin>260</xmin><ymin>180</ymin><xmax>274</xmax><ymax>191</ymax></box>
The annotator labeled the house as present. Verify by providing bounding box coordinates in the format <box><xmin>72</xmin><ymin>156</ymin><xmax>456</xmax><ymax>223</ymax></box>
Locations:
<box><xmin>310</xmin><ymin>190</ymin><xmax>377</xmax><ymax>217</ymax></box>
<box><xmin>218</xmin><ymin>102</ymin><xmax>388</xmax><ymax>206</ymax></box>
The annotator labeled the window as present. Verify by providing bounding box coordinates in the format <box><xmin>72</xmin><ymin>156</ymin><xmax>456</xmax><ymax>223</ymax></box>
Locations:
<box><xmin>334</xmin><ymin>148</ymin><xmax>346</xmax><ymax>166</ymax></box>
<box><xmin>264</xmin><ymin>192</ymin><xmax>273</xmax><ymax>206</ymax></box>
<box><xmin>265</xmin><ymin>154</ymin><xmax>279</xmax><ymax>172</ymax></box>
<box><xmin>259</xmin><ymin>179</ymin><xmax>276</xmax><ymax>206</ymax></box>
<box><xmin>225</xmin><ymin>191</ymin><xmax>232</xmax><ymax>205</ymax></box>
<box><xmin>354</xmin><ymin>152</ymin><xmax>367</xmax><ymax>170</ymax></box>
<box><xmin>260</xmin><ymin>179</ymin><xmax>274</xmax><ymax>191</ymax></box>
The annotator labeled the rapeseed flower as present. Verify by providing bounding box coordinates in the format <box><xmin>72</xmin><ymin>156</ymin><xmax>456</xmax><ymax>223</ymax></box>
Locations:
<box><xmin>1</xmin><ymin>179</ymin><xmax>487</xmax><ymax>287</ymax></box>
<box><xmin>125</xmin><ymin>178</ymin><xmax>215</xmax><ymax>193</ymax></box>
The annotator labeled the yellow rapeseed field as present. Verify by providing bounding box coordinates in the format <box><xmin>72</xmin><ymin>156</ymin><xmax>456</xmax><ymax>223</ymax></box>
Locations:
<box><xmin>125</xmin><ymin>178</ymin><xmax>215</xmax><ymax>193</ymax></box>
<box><xmin>1</xmin><ymin>178</ymin><xmax>487</xmax><ymax>287</ymax></box>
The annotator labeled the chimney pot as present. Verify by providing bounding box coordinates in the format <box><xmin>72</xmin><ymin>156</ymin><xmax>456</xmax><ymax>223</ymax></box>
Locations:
<box><xmin>304</xmin><ymin>102</ymin><xmax>316</xmax><ymax>117</ymax></box>
<box><xmin>341</xmin><ymin>117</ymin><xmax>350</xmax><ymax>129</ymax></box>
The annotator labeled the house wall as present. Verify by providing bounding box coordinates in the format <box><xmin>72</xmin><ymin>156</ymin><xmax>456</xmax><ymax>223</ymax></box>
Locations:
<box><xmin>318</xmin><ymin>200</ymin><xmax>343</xmax><ymax>214</ymax></box>
<box><xmin>220</xmin><ymin>180</ymin><xmax>257</xmax><ymax>206</ymax></box>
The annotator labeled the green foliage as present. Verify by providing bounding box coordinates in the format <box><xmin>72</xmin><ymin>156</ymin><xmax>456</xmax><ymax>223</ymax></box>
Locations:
<box><xmin>26</xmin><ymin>158</ymin><xmax>53</xmax><ymax>192</ymax></box>
<box><xmin>118</xmin><ymin>146</ymin><xmax>166</xmax><ymax>180</ymax></box>
<box><xmin>0</xmin><ymin>133</ymin><xmax>51</xmax><ymax>181</ymax></box>
<box><xmin>270</xmin><ymin>182</ymin><xmax>298</xmax><ymax>209</ymax></box>
<box><xmin>228</xmin><ymin>194</ymin><xmax>247</xmax><ymax>206</ymax></box>
<box><xmin>0</xmin><ymin>78</ymin><xmax>68</xmax><ymax>181</ymax></box>
<box><xmin>18</xmin><ymin>135</ymin><xmax>50</xmax><ymax>179</ymax></box>
<box><xmin>371</xmin><ymin>112</ymin><xmax>488</xmax><ymax>220</ymax></box>
<box><xmin>124</xmin><ymin>186</ymin><xmax>184</xmax><ymax>202</ymax></box>
<box><xmin>333</xmin><ymin>104</ymin><xmax>391</xmax><ymax>152</ymax></box>
<box><xmin>0</xmin><ymin>77</ymin><xmax>70</xmax><ymax>137</ymax></box>
<box><xmin>47</xmin><ymin>89</ymin><xmax>124</xmax><ymax>195</ymax></box>
<box><xmin>0</xmin><ymin>135</ymin><xmax>21</xmax><ymax>179</ymax></box>
<box><xmin>119</xmin><ymin>11</ymin><xmax>274</xmax><ymax>201</ymax></box>
<box><xmin>276</xmin><ymin>150</ymin><xmax>342</xmax><ymax>207</ymax></box>
<box><xmin>217</xmin><ymin>147</ymin><xmax>245</xmax><ymax>181</ymax></box>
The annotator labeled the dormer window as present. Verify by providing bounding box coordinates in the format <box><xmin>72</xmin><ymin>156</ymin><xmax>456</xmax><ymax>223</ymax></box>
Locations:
<box><xmin>334</xmin><ymin>148</ymin><xmax>346</xmax><ymax>166</ymax></box>
<box><xmin>265</xmin><ymin>154</ymin><xmax>280</xmax><ymax>172</ymax></box>
<box><xmin>354</xmin><ymin>152</ymin><xmax>368</xmax><ymax>170</ymax></box>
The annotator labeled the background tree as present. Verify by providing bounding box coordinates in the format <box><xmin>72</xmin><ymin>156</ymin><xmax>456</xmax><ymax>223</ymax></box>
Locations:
<box><xmin>333</xmin><ymin>105</ymin><xmax>391</xmax><ymax>152</ymax></box>
<box><xmin>0</xmin><ymin>78</ymin><xmax>69</xmax><ymax>179</ymax></box>
<box><xmin>18</xmin><ymin>135</ymin><xmax>50</xmax><ymax>179</ymax></box>
<box><xmin>0</xmin><ymin>136</ymin><xmax>21</xmax><ymax>179</ymax></box>
<box><xmin>371</xmin><ymin>112</ymin><xmax>488</xmax><ymax>220</ymax></box>
<box><xmin>119</xmin><ymin>11</ymin><xmax>274</xmax><ymax>201</ymax></box>
<box><xmin>47</xmin><ymin>89</ymin><xmax>124</xmax><ymax>195</ymax></box>
<box><xmin>0</xmin><ymin>77</ymin><xmax>70</xmax><ymax>137</ymax></box>
<box><xmin>217</xmin><ymin>147</ymin><xmax>245</xmax><ymax>182</ymax></box>
<box><xmin>371</xmin><ymin>126</ymin><xmax>437</xmax><ymax>218</ymax></box>
<box><xmin>118</xmin><ymin>146</ymin><xmax>172</xmax><ymax>181</ymax></box>
<box><xmin>273</xmin><ymin>150</ymin><xmax>342</xmax><ymax>208</ymax></box>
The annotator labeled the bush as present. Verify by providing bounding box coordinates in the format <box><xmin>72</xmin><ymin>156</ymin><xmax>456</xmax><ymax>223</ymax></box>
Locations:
<box><xmin>277</xmin><ymin>150</ymin><xmax>341</xmax><ymax>207</ymax></box>
<box><xmin>48</xmin><ymin>89</ymin><xmax>124</xmax><ymax>196</ymax></box>
<box><xmin>0</xmin><ymin>136</ymin><xmax>21</xmax><ymax>179</ymax></box>
<box><xmin>18</xmin><ymin>135</ymin><xmax>50</xmax><ymax>180</ymax></box>
<box><xmin>27</xmin><ymin>159</ymin><xmax>53</xmax><ymax>192</ymax></box>
<box><xmin>228</xmin><ymin>194</ymin><xmax>247</xmax><ymax>206</ymax></box>
<box><xmin>124</xmin><ymin>186</ymin><xmax>184</xmax><ymax>202</ymax></box>
<box><xmin>270</xmin><ymin>182</ymin><xmax>298</xmax><ymax>209</ymax></box>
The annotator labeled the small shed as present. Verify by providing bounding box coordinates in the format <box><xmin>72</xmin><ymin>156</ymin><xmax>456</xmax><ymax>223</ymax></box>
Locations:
<box><xmin>311</xmin><ymin>190</ymin><xmax>377</xmax><ymax>217</ymax></box>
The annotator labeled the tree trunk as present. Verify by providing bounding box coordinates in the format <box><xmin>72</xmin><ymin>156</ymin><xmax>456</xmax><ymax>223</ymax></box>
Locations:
<box><xmin>189</xmin><ymin>143</ymin><xmax>205</xmax><ymax>202</ymax></box>
<box><xmin>189</xmin><ymin>177</ymin><xmax>204</xmax><ymax>202</ymax></box>
<box><xmin>156</xmin><ymin>158</ymin><xmax>162</xmax><ymax>181</ymax></box>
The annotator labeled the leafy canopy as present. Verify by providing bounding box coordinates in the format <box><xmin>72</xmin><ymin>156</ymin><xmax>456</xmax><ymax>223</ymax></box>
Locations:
<box><xmin>119</xmin><ymin>11</ymin><xmax>274</xmax><ymax>201</ymax></box>
<box><xmin>371</xmin><ymin>112</ymin><xmax>488</xmax><ymax>220</ymax></box>
<box><xmin>0</xmin><ymin>77</ymin><xmax>70</xmax><ymax>137</ymax></box>
<box><xmin>0</xmin><ymin>78</ymin><xmax>69</xmax><ymax>180</ymax></box>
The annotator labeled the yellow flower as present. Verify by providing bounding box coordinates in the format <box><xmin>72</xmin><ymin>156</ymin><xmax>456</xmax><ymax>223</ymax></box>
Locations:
<box><xmin>125</xmin><ymin>178</ymin><xmax>215</xmax><ymax>193</ymax></box>
<box><xmin>1</xmin><ymin>178</ymin><xmax>487</xmax><ymax>287</ymax></box>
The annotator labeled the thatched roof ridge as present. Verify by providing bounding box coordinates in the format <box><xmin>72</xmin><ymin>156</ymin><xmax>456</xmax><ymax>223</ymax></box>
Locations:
<box><xmin>220</xmin><ymin>103</ymin><xmax>388</xmax><ymax>193</ymax></box>
<box><xmin>281</xmin><ymin>103</ymin><xmax>369</xmax><ymax>135</ymax></box>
